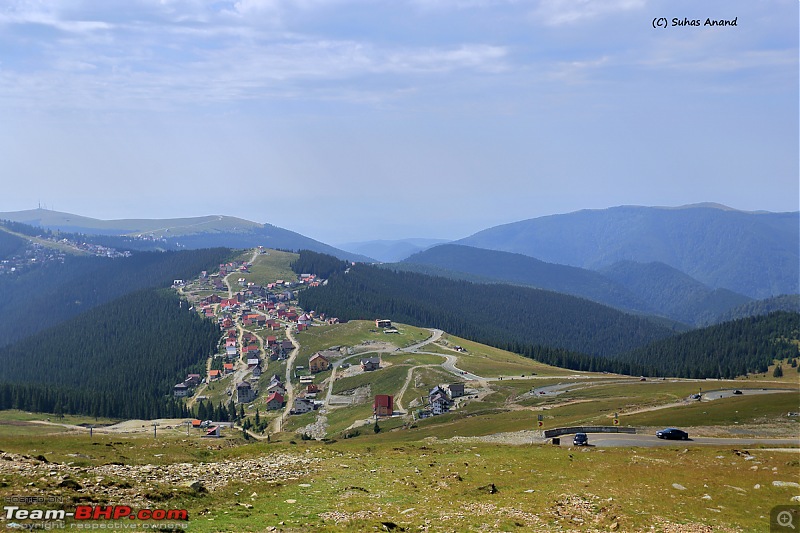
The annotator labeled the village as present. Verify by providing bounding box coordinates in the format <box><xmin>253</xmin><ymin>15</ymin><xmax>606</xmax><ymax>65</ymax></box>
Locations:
<box><xmin>171</xmin><ymin>249</ymin><xmax>472</xmax><ymax>439</ymax></box>
<box><xmin>0</xmin><ymin>233</ymin><xmax>131</xmax><ymax>276</ymax></box>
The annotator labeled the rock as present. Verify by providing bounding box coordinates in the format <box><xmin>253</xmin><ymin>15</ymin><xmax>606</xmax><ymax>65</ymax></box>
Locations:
<box><xmin>477</xmin><ymin>483</ymin><xmax>498</xmax><ymax>494</ymax></box>
<box><xmin>285</xmin><ymin>499</ymin><xmax>296</xmax><ymax>504</ymax></box>
<box><xmin>186</xmin><ymin>481</ymin><xmax>207</xmax><ymax>493</ymax></box>
<box><xmin>773</xmin><ymin>481</ymin><xmax>800</xmax><ymax>488</ymax></box>
<box><xmin>701</xmin><ymin>495</ymin><xmax>712</xmax><ymax>500</ymax></box>
<box><xmin>791</xmin><ymin>496</ymin><xmax>800</xmax><ymax>502</ymax></box>
<box><xmin>754</xmin><ymin>484</ymin><xmax>760</xmax><ymax>489</ymax></box>
<box><xmin>672</xmin><ymin>484</ymin><xmax>687</xmax><ymax>491</ymax></box>
<box><xmin>58</xmin><ymin>479</ymin><xmax>83</xmax><ymax>490</ymax></box>
<box><xmin>609</xmin><ymin>521</ymin><xmax>619</xmax><ymax>531</ymax></box>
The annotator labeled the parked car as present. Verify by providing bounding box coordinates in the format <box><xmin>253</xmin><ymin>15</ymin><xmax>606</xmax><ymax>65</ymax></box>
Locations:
<box><xmin>656</xmin><ymin>428</ymin><xmax>689</xmax><ymax>440</ymax></box>
<box><xmin>733</xmin><ymin>389</ymin><xmax>743</xmax><ymax>395</ymax></box>
<box><xmin>690</xmin><ymin>393</ymin><xmax>701</xmax><ymax>400</ymax></box>
<box><xmin>573</xmin><ymin>432</ymin><xmax>589</xmax><ymax>446</ymax></box>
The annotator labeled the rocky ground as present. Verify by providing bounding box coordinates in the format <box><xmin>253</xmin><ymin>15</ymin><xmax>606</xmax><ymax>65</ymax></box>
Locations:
<box><xmin>0</xmin><ymin>449</ymin><xmax>320</xmax><ymax>508</ymax></box>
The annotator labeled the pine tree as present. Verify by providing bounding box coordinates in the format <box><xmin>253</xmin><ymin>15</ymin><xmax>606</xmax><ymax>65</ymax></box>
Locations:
<box><xmin>773</xmin><ymin>364</ymin><xmax>784</xmax><ymax>378</ymax></box>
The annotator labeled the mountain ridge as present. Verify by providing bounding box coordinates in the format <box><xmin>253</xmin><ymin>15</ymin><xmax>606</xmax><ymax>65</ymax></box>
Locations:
<box><xmin>0</xmin><ymin>208</ymin><xmax>372</xmax><ymax>262</ymax></box>
<box><xmin>456</xmin><ymin>204</ymin><xmax>799</xmax><ymax>299</ymax></box>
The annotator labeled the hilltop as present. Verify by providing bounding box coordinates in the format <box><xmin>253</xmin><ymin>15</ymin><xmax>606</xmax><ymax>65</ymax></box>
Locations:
<box><xmin>456</xmin><ymin>204</ymin><xmax>799</xmax><ymax>299</ymax></box>
<box><xmin>0</xmin><ymin>208</ymin><xmax>372</xmax><ymax>262</ymax></box>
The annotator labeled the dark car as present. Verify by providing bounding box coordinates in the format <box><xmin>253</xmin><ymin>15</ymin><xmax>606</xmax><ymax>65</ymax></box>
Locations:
<box><xmin>573</xmin><ymin>432</ymin><xmax>589</xmax><ymax>446</ymax></box>
<box><xmin>656</xmin><ymin>428</ymin><xmax>689</xmax><ymax>440</ymax></box>
<box><xmin>733</xmin><ymin>389</ymin><xmax>743</xmax><ymax>395</ymax></box>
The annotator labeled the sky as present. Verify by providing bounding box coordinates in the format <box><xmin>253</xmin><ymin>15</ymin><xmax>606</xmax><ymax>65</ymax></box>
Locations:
<box><xmin>0</xmin><ymin>0</ymin><xmax>797</xmax><ymax>244</ymax></box>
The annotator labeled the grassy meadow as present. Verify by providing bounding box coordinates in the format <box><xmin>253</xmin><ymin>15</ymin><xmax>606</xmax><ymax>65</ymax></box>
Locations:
<box><xmin>0</xmin><ymin>429</ymin><xmax>797</xmax><ymax>532</ymax></box>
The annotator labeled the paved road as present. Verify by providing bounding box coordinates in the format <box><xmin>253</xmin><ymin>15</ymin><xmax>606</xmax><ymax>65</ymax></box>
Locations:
<box><xmin>701</xmin><ymin>388</ymin><xmax>793</xmax><ymax>401</ymax></box>
<box><xmin>402</xmin><ymin>329</ymin><xmax>444</xmax><ymax>352</ymax></box>
<box><xmin>555</xmin><ymin>433</ymin><xmax>800</xmax><ymax>448</ymax></box>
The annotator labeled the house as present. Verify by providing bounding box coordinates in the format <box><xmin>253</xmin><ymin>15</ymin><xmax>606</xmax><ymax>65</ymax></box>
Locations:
<box><xmin>247</xmin><ymin>358</ymin><xmax>260</xmax><ymax>369</ymax></box>
<box><xmin>327</xmin><ymin>317</ymin><xmax>340</xmax><ymax>325</ymax></box>
<box><xmin>208</xmin><ymin>369</ymin><xmax>221</xmax><ymax>381</ymax></box>
<box><xmin>225</xmin><ymin>346</ymin><xmax>238</xmax><ymax>359</ymax></box>
<box><xmin>309</xmin><ymin>352</ymin><xmax>331</xmax><ymax>373</ymax></box>
<box><xmin>291</xmin><ymin>397</ymin><xmax>315</xmax><ymax>414</ymax></box>
<box><xmin>191</xmin><ymin>419</ymin><xmax>203</xmax><ymax>428</ymax></box>
<box><xmin>361</xmin><ymin>357</ymin><xmax>381</xmax><ymax>371</ymax></box>
<box><xmin>297</xmin><ymin>323</ymin><xmax>308</xmax><ymax>332</ymax></box>
<box><xmin>267</xmin><ymin>381</ymin><xmax>286</xmax><ymax>396</ymax></box>
<box><xmin>429</xmin><ymin>392</ymin><xmax>450</xmax><ymax>415</ymax></box>
<box><xmin>237</xmin><ymin>381</ymin><xmax>256</xmax><ymax>403</ymax></box>
<box><xmin>173</xmin><ymin>383</ymin><xmax>190</xmax><ymax>398</ymax></box>
<box><xmin>374</xmin><ymin>395</ymin><xmax>393</xmax><ymax>417</ymax></box>
<box><xmin>266</xmin><ymin>392</ymin><xmax>284</xmax><ymax>410</ymax></box>
<box><xmin>244</xmin><ymin>344</ymin><xmax>260</xmax><ymax>356</ymax></box>
<box><xmin>298</xmin><ymin>313</ymin><xmax>312</xmax><ymax>326</ymax></box>
<box><xmin>203</xmin><ymin>425</ymin><xmax>221</xmax><ymax>438</ymax></box>
<box><xmin>281</xmin><ymin>340</ymin><xmax>294</xmax><ymax>351</ymax></box>
<box><xmin>448</xmin><ymin>383</ymin><xmax>465</xmax><ymax>398</ymax></box>
<box><xmin>223</xmin><ymin>363</ymin><xmax>234</xmax><ymax>374</ymax></box>
<box><xmin>252</xmin><ymin>365</ymin><xmax>262</xmax><ymax>378</ymax></box>
<box><xmin>307</xmin><ymin>384</ymin><xmax>319</xmax><ymax>394</ymax></box>
<box><xmin>266</xmin><ymin>336</ymin><xmax>278</xmax><ymax>346</ymax></box>
<box><xmin>185</xmin><ymin>374</ymin><xmax>202</xmax><ymax>386</ymax></box>
<box><xmin>375</xmin><ymin>319</ymin><xmax>392</xmax><ymax>328</ymax></box>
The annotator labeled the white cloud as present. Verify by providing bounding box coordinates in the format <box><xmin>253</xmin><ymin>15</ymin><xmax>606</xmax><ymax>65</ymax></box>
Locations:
<box><xmin>531</xmin><ymin>0</ymin><xmax>645</xmax><ymax>26</ymax></box>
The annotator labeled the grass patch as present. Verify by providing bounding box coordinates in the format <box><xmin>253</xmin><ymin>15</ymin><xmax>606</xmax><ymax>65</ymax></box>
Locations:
<box><xmin>624</xmin><ymin>390</ymin><xmax>800</xmax><ymax>427</ymax></box>
<box><xmin>237</xmin><ymin>249</ymin><xmax>299</xmax><ymax>286</ymax></box>
<box><xmin>437</xmin><ymin>334</ymin><xmax>586</xmax><ymax>377</ymax></box>
<box><xmin>332</xmin><ymin>365</ymin><xmax>410</xmax><ymax>396</ymax></box>
<box><xmin>295</xmin><ymin>321</ymin><xmax>432</xmax><ymax>359</ymax></box>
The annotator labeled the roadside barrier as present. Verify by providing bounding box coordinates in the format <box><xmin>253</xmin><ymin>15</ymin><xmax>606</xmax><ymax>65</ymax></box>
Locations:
<box><xmin>543</xmin><ymin>426</ymin><xmax>636</xmax><ymax>438</ymax></box>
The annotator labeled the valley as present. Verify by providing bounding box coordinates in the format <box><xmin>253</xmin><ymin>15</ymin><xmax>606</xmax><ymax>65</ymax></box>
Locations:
<box><xmin>0</xmin><ymin>245</ymin><xmax>797</xmax><ymax>532</ymax></box>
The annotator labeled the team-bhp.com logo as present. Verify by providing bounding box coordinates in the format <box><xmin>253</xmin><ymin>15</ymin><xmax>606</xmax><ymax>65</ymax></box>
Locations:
<box><xmin>5</xmin><ymin>504</ymin><xmax>188</xmax><ymax>521</ymax></box>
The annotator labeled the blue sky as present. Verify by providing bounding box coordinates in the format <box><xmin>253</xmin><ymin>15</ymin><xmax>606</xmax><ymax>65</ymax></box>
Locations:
<box><xmin>1</xmin><ymin>0</ymin><xmax>797</xmax><ymax>243</ymax></box>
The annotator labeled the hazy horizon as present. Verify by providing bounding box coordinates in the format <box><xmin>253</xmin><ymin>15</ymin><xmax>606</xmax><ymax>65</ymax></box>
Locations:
<box><xmin>1</xmin><ymin>0</ymin><xmax>797</xmax><ymax>243</ymax></box>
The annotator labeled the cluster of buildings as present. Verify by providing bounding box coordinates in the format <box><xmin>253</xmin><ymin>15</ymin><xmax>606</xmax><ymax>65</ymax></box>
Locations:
<box><xmin>0</xmin><ymin>242</ymin><xmax>66</xmax><ymax>275</ymax></box>
<box><xmin>173</xmin><ymin>373</ymin><xmax>203</xmax><ymax>398</ymax></box>
<box><xmin>420</xmin><ymin>383</ymin><xmax>466</xmax><ymax>417</ymax></box>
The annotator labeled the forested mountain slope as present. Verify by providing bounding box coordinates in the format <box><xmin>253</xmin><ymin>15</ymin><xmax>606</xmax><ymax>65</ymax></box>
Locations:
<box><xmin>0</xmin><ymin>289</ymin><xmax>219</xmax><ymax>419</ymax></box>
<box><xmin>0</xmin><ymin>247</ymin><xmax>232</xmax><ymax>347</ymax></box>
<box><xmin>298</xmin><ymin>264</ymin><xmax>676</xmax><ymax>359</ymax></box>
<box><xmin>615</xmin><ymin>311</ymin><xmax>800</xmax><ymax>379</ymax></box>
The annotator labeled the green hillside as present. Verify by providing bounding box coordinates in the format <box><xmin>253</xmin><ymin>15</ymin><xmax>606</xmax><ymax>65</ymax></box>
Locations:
<box><xmin>298</xmin><ymin>261</ymin><xmax>675</xmax><ymax>372</ymax></box>
<box><xmin>615</xmin><ymin>311</ymin><xmax>800</xmax><ymax>378</ymax></box>
<box><xmin>599</xmin><ymin>260</ymin><xmax>752</xmax><ymax>325</ymax></box>
<box><xmin>0</xmin><ymin>247</ymin><xmax>233</xmax><ymax>347</ymax></box>
<box><xmin>0</xmin><ymin>289</ymin><xmax>219</xmax><ymax>419</ymax></box>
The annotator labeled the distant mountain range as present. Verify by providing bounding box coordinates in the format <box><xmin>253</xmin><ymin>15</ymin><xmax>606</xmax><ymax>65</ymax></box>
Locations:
<box><xmin>3</xmin><ymin>203</ymin><xmax>796</xmax><ymax>320</ymax></box>
<box><xmin>399</xmin><ymin>244</ymin><xmax>757</xmax><ymax>326</ymax></box>
<box><xmin>456</xmin><ymin>203</ymin><xmax>799</xmax><ymax>300</ymax></box>
<box><xmin>0</xmin><ymin>208</ymin><xmax>373</xmax><ymax>262</ymax></box>
<box><xmin>335</xmin><ymin>238</ymin><xmax>449</xmax><ymax>263</ymax></box>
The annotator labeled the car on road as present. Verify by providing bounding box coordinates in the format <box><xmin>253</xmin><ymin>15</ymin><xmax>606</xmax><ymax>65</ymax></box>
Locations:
<box><xmin>573</xmin><ymin>432</ymin><xmax>589</xmax><ymax>446</ymax></box>
<box><xmin>690</xmin><ymin>393</ymin><xmax>701</xmax><ymax>400</ymax></box>
<box><xmin>656</xmin><ymin>428</ymin><xmax>689</xmax><ymax>440</ymax></box>
<box><xmin>733</xmin><ymin>389</ymin><xmax>743</xmax><ymax>395</ymax></box>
